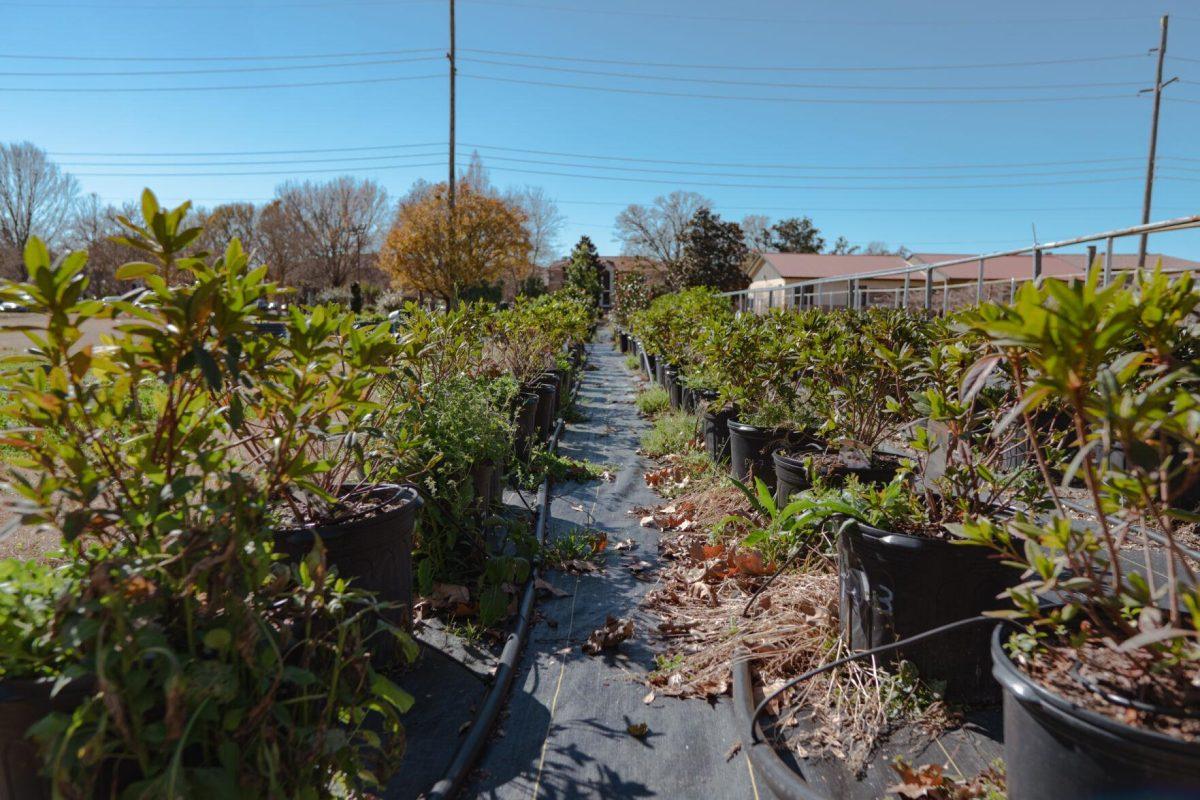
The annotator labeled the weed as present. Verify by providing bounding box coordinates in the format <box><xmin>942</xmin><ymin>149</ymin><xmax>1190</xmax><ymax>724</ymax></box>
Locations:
<box><xmin>652</xmin><ymin>652</ymin><xmax>684</xmax><ymax>676</ymax></box>
<box><xmin>541</xmin><ymin>527</ymin><xmax>607</xmax><ymax>569</ymax></box>
<box><xmin>635</xmin><ymin>386</ymin><xmax>669</xmax><ymax>416</ymax></box>
<box><xmin>640</xmin><ymin>410</ymin><xmax>700</xmax><ymax>457</ymax></box>
<box><xmin>624</xmin><ymin>354</ymin><xmax>641</xmax><ymax>373</ymax></box>
<box><xmin>517</xmin><ymin>448</ymin><xmax>612</xmax><ymax>490</ymax></box>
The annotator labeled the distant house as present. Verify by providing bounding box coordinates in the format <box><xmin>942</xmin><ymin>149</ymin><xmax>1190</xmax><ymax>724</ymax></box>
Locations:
<box><xmin>742</xmin><ymin>251</ymin><xmax>1200</xmax><ymax>311</ymax></box>
<box><xmin>545</xmin><ymin>255</ymin><xmax>666</xmax><ymax>308</ymax></box>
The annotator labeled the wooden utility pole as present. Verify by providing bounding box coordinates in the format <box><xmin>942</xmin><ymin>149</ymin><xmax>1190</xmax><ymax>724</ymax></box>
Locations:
<box><xmin>1139</xmin><ymin>15</ymin><xmax>1176</xmax><ymax>267</ymax></box>
<box><xmin>448</xmin><ymin>0</ymin><xmax>457</xmax><ymax>214</ymax></box>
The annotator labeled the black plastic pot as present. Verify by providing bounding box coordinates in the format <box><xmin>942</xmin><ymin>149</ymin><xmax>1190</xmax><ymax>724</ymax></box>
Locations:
<box><xmin>665</xmin><ymin>367</ymin><xmax>683</xmax><ymax>411</ymax></box>
<box><xmin>513</xmin><ymin>391</ymin><xmax>539</xmax><ymax>460</ymax></box>
<box><xmin>643</xmin><ymin>351</ymin><xmax>657</xmax><ymax>381</ymax></box>
<box><xmin>470</xmin><ymin>461</ymin><xmax>495</xmax><ymax>515</ymax></box>
<box><xmin>681</xmin><ymin>386</ymin><xmax>698</xmax><ymax>414</ymax></box>
<box><xmin>275</xmin><ymin>484</ymin><xmax>422</xmax><ymax>640</ymax></box>
<box><xmin>654</xmin><ymin>358</ymin><xmax>667</xmax><ymax>386</ymax></box>
<box><xmin>727</xmin><ymin>420</ymin><xmax>801</xmax><ymax>488</ymax></box>
<box><xmin>772</xmin><ymin>449</ymin><xmax>899</xmax><ymax>505</ymax></box>
<box><xmin>838</xmin><ymin>521</ymin><xmax>1020</xmax><ymax>704</ymax></box>
<box><xmin>992</xmin><ymin>625</ymin><xmax>1200</xmax><ymax>799</ymax></box>
<box><xmin>533</xmin><ymin>380</ymin><xmax>558</xmax><ymax>442</ymax></box>
<box><xmin>545</xmin><ymin>369</ymin><xmax>567</xmax><ymax>416</ymax></box>
<box><xmin>0</xmin><ymin>677</ymin><xmax>93</xmax><ymax>800</ymax></box>
<box><xmin>618</xmin><ymin>331</ymin><xmax>630</xmax><ymax>353</ymax></box>
<box><xmin>702</xmin><ymin>398</ymin><xmax>735</xmax><ymax>464</ymax></box>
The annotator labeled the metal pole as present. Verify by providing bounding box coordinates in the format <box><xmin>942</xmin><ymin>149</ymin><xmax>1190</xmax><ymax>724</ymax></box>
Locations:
<box><xmin>976</xmin><ymin>257</ymin><xmax>985</xmax><ymax>302</ymax></box>
<box><xmin>1103</xmin><ymin>236</ymin><xmax>1114</xmax><ymax>285</ymax></box>
<box><xmin>941</xmin><ymin>276</ymin><xmax>949</xmax><ymax>314</ymax></box>
<box><xmin>903</xmin><ymin>271</ymin><xmax>911</xmax><ymax>309</ymax></box>
<box><xmin>1033</xmin><ymin>248</ymin><xmax>1042</xmax><ymax>283</ymax></box>
<box><xmin>1085</xmin><ymin>244</ymin><xmax>1097</xmax><ymax>281</ymax></box>
<box><xmin>1009</xmin><ymin>277</ymin><xmax>1016</xmax><ymax>303</ymax></box>
<box><xmin>1139</xmin><ymin>15</ymin><xmax>1171</xmax><ymax>267</ymax></box>
<box><xmin>923</xmin><ymin>269</ymin><xmax>933</xmax><ymax>311</ymax></box>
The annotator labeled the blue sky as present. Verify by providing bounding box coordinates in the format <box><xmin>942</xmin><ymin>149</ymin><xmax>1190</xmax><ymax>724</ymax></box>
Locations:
<box><xmin>3</xmin><ymin>0</ymin><xmax>1199</xmax><ymax>260</ymax></box>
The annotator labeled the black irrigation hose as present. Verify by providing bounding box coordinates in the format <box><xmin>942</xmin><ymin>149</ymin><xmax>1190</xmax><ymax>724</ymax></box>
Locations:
<box><xmin>426</xmin><ymin>414</ymin><xmax>566</xmax><ymax>800</ymax></box>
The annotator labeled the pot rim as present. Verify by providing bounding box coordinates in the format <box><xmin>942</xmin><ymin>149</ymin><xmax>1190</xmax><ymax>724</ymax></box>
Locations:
<box><xmin>991</xmin><ymin>622</ymin><xmax>1200</xmax><ymax>755</ymax></box>
<box><xmin>276</xmin><ymin>482</ymin><xmax>422</xmax><ymax>537</ymax></box>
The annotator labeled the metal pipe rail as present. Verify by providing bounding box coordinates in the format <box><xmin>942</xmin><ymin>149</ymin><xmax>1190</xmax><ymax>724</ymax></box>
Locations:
<box><xmin>724</xmin><ymin>214</ymin><xmax>1200</xmax><ymax>313</ymax></box>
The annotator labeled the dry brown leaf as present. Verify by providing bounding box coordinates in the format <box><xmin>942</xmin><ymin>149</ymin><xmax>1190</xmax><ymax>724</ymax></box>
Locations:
<box><xmin>642</xmin><ymin>691</ymin><xmax>655</xmax><ymax>705</ymax></box>
<box><xmin>582</xmin><ymin>615</ymin><xmax>634</xmax><ymax>655</ymax></box>
<box><xmin>534</xmin><ymin>577</ymin><xmax>569</xmax><ymax>598</ymax></box>
<box><xmin>626</xmin><ymin>722</ymin><xmax>649</xmax><ymax>739</ymax></box>
<box><xmin>428</xmin><ymin>582</ymin><xmax>470</xmax><ymax>609</ymax></box>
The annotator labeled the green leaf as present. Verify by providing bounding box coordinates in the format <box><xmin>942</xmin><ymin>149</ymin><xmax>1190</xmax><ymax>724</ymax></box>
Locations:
<box><xmin>203</xmin><ymin>628</ymin><xmax>232</xmax><ymax>651</ymax></box>
<box><xmin>371</xmin><ymin>672</ymin><xmax>414</xmax><ymax>713</ymax></box>
<box><xmin>115</xmin><ymin>262</ymin><xmax>158</xmax><ymax>281</ymax></box>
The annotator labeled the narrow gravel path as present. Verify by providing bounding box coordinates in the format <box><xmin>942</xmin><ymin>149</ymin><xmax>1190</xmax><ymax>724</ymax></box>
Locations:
<box><xmin>469</xmin><ymin>329</ymin><xmax>758</xmax><ymax>800</ymax></box>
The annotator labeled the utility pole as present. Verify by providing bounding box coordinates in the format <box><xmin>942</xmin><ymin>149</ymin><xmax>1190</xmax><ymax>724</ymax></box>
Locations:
<box><xmin>448</xmin><ymin>0</ymin><xmax>457</xmax><ymax>214</ymax></box>
<box><xmin>1139</xmin><ymin>14</ymin><xmax>1177</xmax><ymax>267</ymax></box>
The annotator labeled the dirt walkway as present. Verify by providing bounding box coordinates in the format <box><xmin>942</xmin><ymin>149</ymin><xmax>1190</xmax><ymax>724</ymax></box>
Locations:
<box><xmin>466</xmin><ymin>329</ymin><xmax>758</xmax><ymax>800</ymax></box>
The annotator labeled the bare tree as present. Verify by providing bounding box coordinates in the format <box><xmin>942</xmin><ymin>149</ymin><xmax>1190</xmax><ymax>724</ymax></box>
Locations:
<box><xmin>0</xmin><ymin>141</ymin><xmax>79</xmax><ymax>269</ymax></box>
<box><xmin>615</xmin><ymin>191</ymin><xmax>710</xmax><ymax>270</ymax></box>
<box><xmin>63</xmin><ymin>194</ymin><xmax>133</xmax><ymax>295</ymax></box>
<box><xmin>509</xmin><ymin>185</ymin><xmax>565</xmax><ymax>268</ymax></box>
<box><xmin>274</xmin><ymin>177</ymin><xmax>390</xmax><ymax>288</ymax></box>
<box><xmin>194</xmin><ymin>202</ymin><xmax>258</xmax><ymax>257</ymax></box>
<box><xmin>741</xmin><ymin>214</ymin><xmax>772</xmax><ymax>252</ymax></box>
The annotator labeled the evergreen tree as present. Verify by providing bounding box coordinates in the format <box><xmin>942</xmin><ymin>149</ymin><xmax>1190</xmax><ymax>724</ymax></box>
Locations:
<box><xmin>565</xmin><ymin>235</ymin><xmax>603</xmax><ymax>307</ymax></box>
<box><xmin>675</xmin><ymin>208</ymin><xmax>749</xmax><ymax>291</ymax></box>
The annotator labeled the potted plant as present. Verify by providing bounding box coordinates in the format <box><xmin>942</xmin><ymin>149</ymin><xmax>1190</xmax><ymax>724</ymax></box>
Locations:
<box><xmin>0</xmin><ymin>195</ymin><xmax>414</xmax><ymax>797</ymax></box>
<box><xmin>956</xmin><ymin>270</ymin><xmax>1200</xmax><ymax>797</ymax></box>
<box><xmin>773</xmin><ymin>308</ymin><xmax>929</xmax><ymax>503</ymax></box>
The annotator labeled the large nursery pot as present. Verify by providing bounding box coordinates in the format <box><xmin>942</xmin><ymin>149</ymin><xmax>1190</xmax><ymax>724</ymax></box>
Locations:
<box><xmin>274</xmin><ymin>484</ymin><xmax>422</xmax><ymax>637</ymax></box>
<box><xmin>0</xmin><ymin>677</ymin><xmax>93</xmax><ymax>800</ymax></box>
<box><xmin>533</xmin><ymin>380</ymin><xmax>558</xmax><ymax>441</ymax></box>
<box><xmin>642</xmin><ymin>350</ymin><xmax>657</xmax><ymax>381</ymax></box>
<box><xmin>772</xmin><ymin>449</ymin><xmax>900</xmax><ymax>505</ymax></box>
<box><xmin>513</xmin><ymin>391</ymin><xmax>539</xmax><ymax>459</ymax></box>
<box><xmin>470</xmin><ymin>461</ymin><xmax>495</xmax><ymax>515</ymax></box>
<box><xmin>546</xmin><ymin>368</ymin><xmax>567</xmax><ymax>415</ymax></box>
<box><xmin>654</xmin><ymin>358</ymin><xmax>667</xmax><ymax>387</ymax></box>
<box><xmin>727</xmin><ymin>420</ymin><xmax>802</xmax><ymax>488</ymax></box>
<box><xmin>838</xmin><ymin>520</ymin><xmax>1020</xmax><ymax>705</ymax></box>
<box><xmin>701</xmin><ymin>396</ymin><xmax>735</xmax><ymax>463</ymax></box>
<box><xmin>991</xmin><ymin>624</ymin><xmax>1200</xmax><ymax>799</ymax></box>
<box><xmin>681</xmin><ymin>385</ymin><xmax>699</xmax><ymax>414</ymax></box>
<box><xmin>618</xmin><ymin>331</ymin><xmax>630</xmax><ymax>353</ymax></box>
<box><xmin>665</xmin><ymin>366</ymin><xmax>683</xmax><ymax>410</ymax></box>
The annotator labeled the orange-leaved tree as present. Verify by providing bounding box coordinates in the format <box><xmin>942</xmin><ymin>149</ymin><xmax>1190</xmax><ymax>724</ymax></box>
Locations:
<box><xmin>380</xmin><ymin>181</ymin><xmax>531</xmax><ymax>305</ymax></box>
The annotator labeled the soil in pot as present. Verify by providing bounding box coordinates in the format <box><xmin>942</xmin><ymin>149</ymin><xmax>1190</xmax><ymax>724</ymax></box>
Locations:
<box><xmin>727</xmin><ymin>420</ymin><xmax>806</xmax><ymax>488</ymax></box>
<box><xmin>992</xmin><ymin>625</ymin><xmax>1200</xmax><ymax>799</ymax></box>
<box><xmin>0</xmin><ymin>677</ymin><xmax>93</xmax><ymax>800</ymax></box>
<box><xmin>773</xmin><ymin>448</ymin><xmax>901</xmax><ymax>505</ymax></box>
<box><xmin>274</xmin><ymin>484</ymin><xmax>422</xmax><ymax>646</ymax></box>
<box><xmin>838</xmin><ymin>520</ymin><xmax>1021</xmax><ymax>705</ymax></box>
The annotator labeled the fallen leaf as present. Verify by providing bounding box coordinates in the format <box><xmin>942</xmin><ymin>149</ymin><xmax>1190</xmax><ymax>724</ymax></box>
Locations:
<box><xmin>626</xmin><ymin>722</ymin><xmax>649</xmax><ymax>739</ymax></box>
<box><xmin>724</xmin><ymin>742</ymin><xmax>742</xmax><ymax>762</ymax></box>
<box><xmin>534</xmin><ymin>577</ymin><xmax>569</xmax><ymax>598</ymax></box>
<box><xmin>613</xmin><ymin>538</ymin><xmax>637</xmax><ymax>552</ymax></box>
<box><xmin>428</xmin><ymin>582</ymin><xmax>470</xmax><ymax>609</ymax></box>
<box><xmin>642</xmin><ymin>691</ymin><xmax>655</xmax><ymax>705</ymax></box>
<box><xmin>582</xmin><ymin>615</ymin><xmax>634</xmax><ymax>655</ymax></box>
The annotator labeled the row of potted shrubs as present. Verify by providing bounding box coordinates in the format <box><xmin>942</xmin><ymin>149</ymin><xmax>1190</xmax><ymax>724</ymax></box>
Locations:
<box><xmin>0</xmin><ymin>193</ymin><xmax>595</xmax><ymax>799</ymax></box>
<box><xmin>619</xmin><ymin>276</ymin><xmax>1199</xmax><ymax>798</ymax></box>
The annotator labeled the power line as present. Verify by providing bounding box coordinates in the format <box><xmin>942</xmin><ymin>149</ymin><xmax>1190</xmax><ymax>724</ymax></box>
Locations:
<box><xmin>451</xmin><ymin>151</ymin><xmax>1148</xmax><ymax>181</ymax></box>
<box><xmin>0</xmin><ymin>73</ymin><xmax>442</xmax><ymax>92</ymax></box>
<box><xmin>50</xmin><ymin>142</ymin><xmax>445</xmax><ymax>157</ymax></box>
<box><xmin>556</xmin><ymin>200</ymin><xmax>1181</xmax><ymax>213</ymax></box>
<box><xmin>461</xmin><ymin>142</ymin><xmax>1146</xmax><ymax>171</ymax></box>
<box><xmin>59</xmin><ymin>152</ymin><xmax>445</xmax><ymax>168</ymax></box>
<box><xmin>469</xmin><ymin>163</ymin><xmax>1147</xmax><ymax>190</ymax></box>
<box><xmin>70</xmin><ymin>161</ymin><xmax>447</xmax><ymax>178</ymax></box>
<box><xmin>461</xmin><ymin>72</ymin><xmax>1137</xmax><ymax>105</ymax></box>
<box><xmin>0</xmin><ymin>56</ymin><xmax>441</xmax><ymax>77</ymax></box>
<box><xmin>0</xmin><ymin>47</ymin><xmax>441</xmax><ymax>62</ymax></box>
<box><xmin>460</xmin><ymin>56</ymin><xmax>1144</xmax><ymax>91</ymax></box>
<box><xmin>458</xmin><ymin>2</ymin><xmax>1153</xmax><ymax>27</ymax></box>
<box><xmin>461</xmin><ymin>47</ymin><xmax>1149</xmax><ymax>73</ymax></box>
